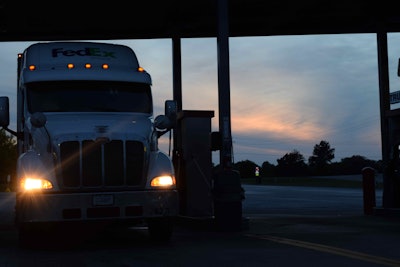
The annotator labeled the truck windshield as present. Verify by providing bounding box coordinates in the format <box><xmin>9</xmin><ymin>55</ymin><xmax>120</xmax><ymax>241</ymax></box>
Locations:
<box><xmin>26</xmin><ymin>81</ymin><xmax>153</xmax><ymax>113</ymax></box>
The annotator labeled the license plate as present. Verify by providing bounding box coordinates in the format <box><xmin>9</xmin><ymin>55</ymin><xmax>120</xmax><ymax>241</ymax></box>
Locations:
<box><xmin>93</xmin><ymin>194</ymin><xmax>114</xmax><ymax>206</ymax></box>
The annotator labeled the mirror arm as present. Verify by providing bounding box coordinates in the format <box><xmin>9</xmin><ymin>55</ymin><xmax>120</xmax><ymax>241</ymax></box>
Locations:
<box><xmin>2</xmin><ymin>127</ymin><xmax>23</xmax><ymax>139</ymax></box>
<box><xmin>157</xmin><ymin>129</ymin><xmax>169</xmax><ymax>138</ymax></box>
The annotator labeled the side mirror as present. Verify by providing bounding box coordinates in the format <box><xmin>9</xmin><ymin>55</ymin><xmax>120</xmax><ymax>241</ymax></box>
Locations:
<box><xmin>154</xmin><ymin>100</ymin><xmax>177</xmax><ymax>138</ymax></box>
<box><xmin>165</xmin><ymin>100</ymin><xmax>177</xmax><ymax>127</ymax></box>
<box><xmin>0</xmin><ymin>96</ymin><xmax>10</xmax><ymax>128</ymax></box>
<box><xmin>154</xmin><ymin>115</ymin><xmax>172</xmax><ymax>131</ymax></box>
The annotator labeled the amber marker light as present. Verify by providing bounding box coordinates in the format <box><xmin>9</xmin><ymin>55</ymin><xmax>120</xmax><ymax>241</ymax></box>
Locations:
<box><xmin>138</xmin><ymin>67</ymin><xmax>145</xmax><ymax>72</ymax></box>
<box><xmin>85</xmin><ymin>63</ymin><xmax>92</xmax><ymax>69</ymax></box>
<box><xmin>28</xmin><ymin>65</ymin><xmax>36</xmax><ymax>71</ymax></box>
<box><xmin>102</xmin><ymin>64</ymin><xmax>109</xmax><ymax>69</ymax></box>
<box><xmin>67</xmin><ymin>63</ymin><xmax>74</xmax><ymax>69</ymax></box>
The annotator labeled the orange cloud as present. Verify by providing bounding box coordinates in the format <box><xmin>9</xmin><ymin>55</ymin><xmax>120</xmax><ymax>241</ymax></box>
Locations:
<box><xmin>231</xmin><ymin>111</ymin><xmax>328</xmax><ymax>142</ymax></box>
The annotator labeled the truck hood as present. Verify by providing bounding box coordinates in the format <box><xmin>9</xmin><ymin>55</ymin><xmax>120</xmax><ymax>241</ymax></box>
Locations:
<box><xmin>40</xmin><ymin>113</ymin><xmax>153</xmax><ymax>142</ymax></box>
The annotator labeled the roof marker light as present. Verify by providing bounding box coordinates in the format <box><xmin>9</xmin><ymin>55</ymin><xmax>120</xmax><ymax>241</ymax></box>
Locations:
<box><xmin>28</xmin><ymin>65</ymin><xmax>36</xmax><ymax>71</ymax></box>
<box><xmin>102</xmin><ymin>64</ymin><xmax>109</xmax><ymax>69</ymax></box>
<box><xmin>138</xmin><ymin>67</ymin><xmax>145</xmax><ymax>72</ymax></box>
<box><xmin>85</xmin><ymin>63</ymin><xmax>92</xmax><ymax>69</ymax></box>
<box><xmin>67</xmin><ymin>63</ymin><xmax>74</xmax><ymax>69</ymax></box>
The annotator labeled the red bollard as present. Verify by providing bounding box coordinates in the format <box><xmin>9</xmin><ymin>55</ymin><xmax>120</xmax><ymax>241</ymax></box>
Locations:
<box><xmin>362</xmin><ymin>167</ymin><xmax>376</xmax><ymax>215</ymax></box>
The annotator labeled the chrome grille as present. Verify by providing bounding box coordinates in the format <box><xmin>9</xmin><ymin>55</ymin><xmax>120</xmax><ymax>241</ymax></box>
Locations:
<box><xmin>59</xmin><ymin>140</ymin><xmax>144</xmax><ymax>188</ymax></box>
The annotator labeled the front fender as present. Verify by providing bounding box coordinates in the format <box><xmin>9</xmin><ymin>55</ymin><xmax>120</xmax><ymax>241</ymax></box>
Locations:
<box><xmin>16</xmin><ymin>150</ymin><xmax>57</xmax><ymax>191</ymax></box>
<box><xmin>146</xmin><ymin>151</ymin><xmax>175</xmax><ymax>188</ymax></box>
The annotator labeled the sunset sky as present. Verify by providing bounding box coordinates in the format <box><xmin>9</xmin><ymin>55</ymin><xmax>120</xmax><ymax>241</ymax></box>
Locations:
<box><xmin>2</xmin><ymin>33</ymin><xmax>400</xmax><ymax>166</ymax></box>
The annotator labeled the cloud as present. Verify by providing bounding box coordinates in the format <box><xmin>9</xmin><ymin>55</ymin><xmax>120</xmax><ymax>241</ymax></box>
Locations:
<box><xmin>226</xmin><ymin>34</ymin><xmax>382</xmax><ymax>164</ymax></box>
<box><xmin>163</xmin><ymin>34</ymin><xmax>384</xmax><ymax>165</ymax></box>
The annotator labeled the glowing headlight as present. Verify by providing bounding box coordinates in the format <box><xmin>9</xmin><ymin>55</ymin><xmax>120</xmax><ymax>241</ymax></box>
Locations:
<box><xmin>21</xmin><ymin>177</ymin><xmax>53</xmax><ymax>191</ymax></box>
<box><xmin>150</xmin><ymin>175</ymin><xmax>176</xmax><ymax>187</ymax></box>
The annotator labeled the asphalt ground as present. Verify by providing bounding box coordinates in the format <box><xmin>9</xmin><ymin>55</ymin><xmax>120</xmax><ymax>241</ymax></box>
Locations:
<box><xmin>0</xmin><ymin>185</ymin><xmax>399</xmax><ymax>266</ymax></box>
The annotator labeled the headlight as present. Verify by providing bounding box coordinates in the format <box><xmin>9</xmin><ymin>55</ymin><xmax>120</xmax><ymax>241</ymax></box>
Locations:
<box><xmin>150</xmin><ymin>175</ymin><xmax>176</xmax><ymax>187</ymax></box>
<box><xmin>20</xmin><ymin>177</ymin><xmax>53</xmax><ymax>191</ymax></box>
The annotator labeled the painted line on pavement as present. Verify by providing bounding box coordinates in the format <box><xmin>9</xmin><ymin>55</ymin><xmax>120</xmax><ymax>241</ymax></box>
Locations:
<box><xmin>246</xmin><ymin>234</ymin><xmax>400</xmax><ymax>267</ymax></box>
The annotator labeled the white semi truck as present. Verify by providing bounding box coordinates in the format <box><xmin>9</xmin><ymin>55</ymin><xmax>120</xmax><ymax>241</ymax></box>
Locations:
<box><xmin>0</xmin><ymin>41</ymin><xmax>178</xmax><ymax>246</ymax></box>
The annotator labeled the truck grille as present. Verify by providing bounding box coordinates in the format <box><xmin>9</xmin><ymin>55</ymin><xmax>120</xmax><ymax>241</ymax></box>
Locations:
<box><xmin>59</xmin><ymin>140</ymin><xmax>145</xmax><ymax>188</ymax></box>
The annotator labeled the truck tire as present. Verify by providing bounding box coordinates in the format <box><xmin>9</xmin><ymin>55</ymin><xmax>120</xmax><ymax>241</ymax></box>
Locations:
<box><xmin>147</xmin><ymin>217</ymin><xmax>174</xmax><ymax>243</ymax></box>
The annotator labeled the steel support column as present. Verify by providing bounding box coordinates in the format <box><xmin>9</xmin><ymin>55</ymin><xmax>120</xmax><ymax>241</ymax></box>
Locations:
<box><xmin>172</xmin><ymin>36</ymin><xmax>183</xmax><ymax>204</ymax></box>
<box><xmin>172</xmin><ymin>36</ymin><xmax>182</xmax><ymax>156</ymax></box>
<box><xmin>377</xmin><ymin>32</ymin><xmax>391</xmax><ymax>208</ymax></box>
<box><xmin>217</xmin><ymin>0</ymin><xmax>233</xmax><ymax>170</ymax></box>
<box><xmin>172</xmin><ymin>37</ymin><xmax>183</xmax><ymax>113</ymax></box>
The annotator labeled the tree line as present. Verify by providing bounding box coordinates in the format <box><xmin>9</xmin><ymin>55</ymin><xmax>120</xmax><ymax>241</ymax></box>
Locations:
<box><xmin>231</xmin><ymin>140</ymin><xmax>382</xmax><ymax>178</ymax></box>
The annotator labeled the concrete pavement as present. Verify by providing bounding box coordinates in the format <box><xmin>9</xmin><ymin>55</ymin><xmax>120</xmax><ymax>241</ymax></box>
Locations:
<box><xmin>0</xmin><ymin>186</ymin><xmax>400</xmax><ymax>266</ymax></box>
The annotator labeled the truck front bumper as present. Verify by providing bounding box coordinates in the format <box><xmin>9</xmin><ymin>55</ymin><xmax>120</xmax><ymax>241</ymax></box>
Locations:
<box><xmin>15</xmin><ymin>190</ymin><xmax>178</xmax><ymax>224</ymax></box>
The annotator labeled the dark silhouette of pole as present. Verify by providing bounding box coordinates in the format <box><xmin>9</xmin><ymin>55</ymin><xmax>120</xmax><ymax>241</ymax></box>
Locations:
<box><xmin>217</xmin><ymin>0</ymin><xmax>233</xmax><ymax>170</ymax></box>
<box><xmin>377</xmin><ymin>32</ymin><xmax>391</xmax><ymax>208</ymax></box>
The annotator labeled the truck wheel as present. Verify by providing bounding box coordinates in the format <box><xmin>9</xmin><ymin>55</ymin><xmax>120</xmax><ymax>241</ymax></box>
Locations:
<box><xmin>147</xmin><ymin>217</ymin><xmax>174</xmax><ymax>243</ymax></box>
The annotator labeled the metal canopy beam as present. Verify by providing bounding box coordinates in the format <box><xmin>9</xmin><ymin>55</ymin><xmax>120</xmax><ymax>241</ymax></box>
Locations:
<box><xmin>2</xmin><ymin>1</ymin><xmax>400</xmax><ymax>41</ymax></box>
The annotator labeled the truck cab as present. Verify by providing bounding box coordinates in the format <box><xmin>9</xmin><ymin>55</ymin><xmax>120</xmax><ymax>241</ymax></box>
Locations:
<box><xmin>0</xmin><ymin>41</ymin><xmax>178</xmax><ymax>246</ymax></box>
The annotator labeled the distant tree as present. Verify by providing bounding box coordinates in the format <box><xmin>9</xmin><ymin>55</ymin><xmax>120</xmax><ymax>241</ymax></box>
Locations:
<box><xmin>0</xmin><ymin>129</ymin><xmax>17</xmax><ymax>187</ymax></box>
<box><xmin>308</xmin><ymin>140</ymin><xmax>335</xmax><ymax>175</ymax></box>
<box><xmin>276</xmin><ymin>150</ymin><xmax>308</xmax><ymax>176</ymax></box>
<box><xmin>233</xmin><ymin>160</ymin><xmax>258</xmax><ymax>178</ymax></box>
<box><xmin>260</xmin><ymin>161</ymin><xmax>276</xmax><ymax>177</ymax></box>
<box><xmin>331</xmin><ymin>155</ymin><xmax>377</xmax><ymax>175</ymax></box>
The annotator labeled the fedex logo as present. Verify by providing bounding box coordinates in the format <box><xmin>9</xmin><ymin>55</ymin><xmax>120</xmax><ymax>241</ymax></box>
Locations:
<box><xmin>51</xmin><ymin>47</ymin><xmax>116</xmax><ymax>58</ymax></box>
